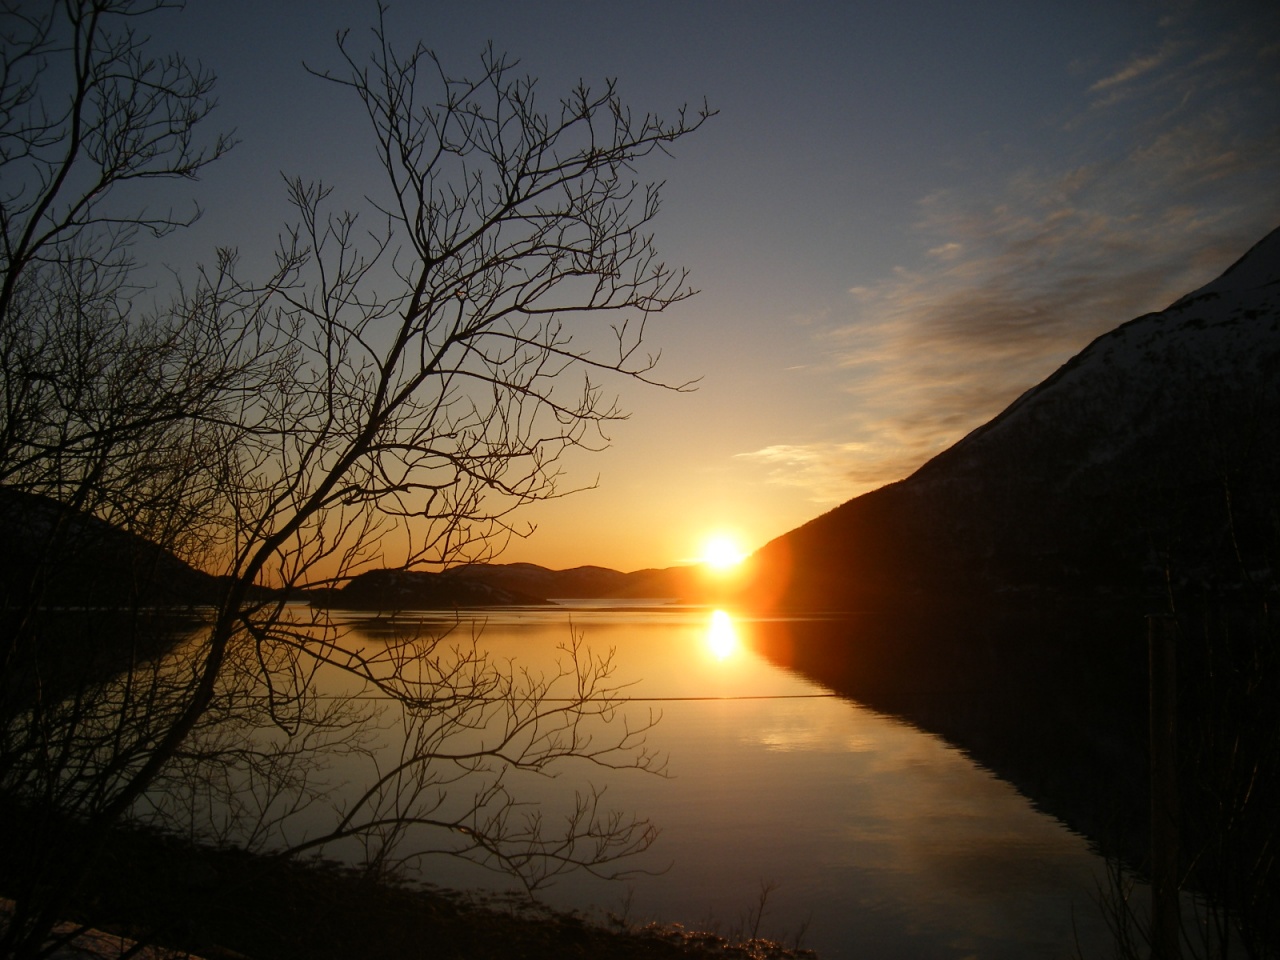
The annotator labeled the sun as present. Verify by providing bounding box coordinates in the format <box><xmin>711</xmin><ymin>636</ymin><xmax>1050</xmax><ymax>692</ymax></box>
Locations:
<box><xmin>700</xmin><ymin>534</ymin><xmax>747</xmax><ymax>571</ymax></box>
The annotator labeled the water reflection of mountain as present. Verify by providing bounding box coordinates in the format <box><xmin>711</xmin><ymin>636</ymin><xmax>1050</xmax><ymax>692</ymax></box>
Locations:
<box><xmin>748</xmin><ymin>597</ymin><xmax>1280</xmax><ymax>952</ymax></box>
<box><xmin>744</xmin><ymin>607</ymin><xmax>1151</xmax><ymax>861</ymax></box>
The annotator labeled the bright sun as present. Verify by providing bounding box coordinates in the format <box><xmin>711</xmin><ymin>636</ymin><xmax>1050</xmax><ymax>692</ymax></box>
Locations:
<box><xmin>701</xmin><ymin>534</ymin><xmax>747</xmax><ymax>570</ymax></box>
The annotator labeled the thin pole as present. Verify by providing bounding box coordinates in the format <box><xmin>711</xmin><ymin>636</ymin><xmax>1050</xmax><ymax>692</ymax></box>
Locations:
<box><xmin>1149</xmin><ymin>614</ymin><xmax>1180</xmax><ymax>960</ymax></box>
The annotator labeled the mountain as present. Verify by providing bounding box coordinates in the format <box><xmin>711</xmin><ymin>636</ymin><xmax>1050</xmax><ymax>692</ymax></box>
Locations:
<box><xmin>737</xmin><ymin>229</ymin><xmax>1280</xmax><ymax>925</ymax></box>
<box><xmin>0</xmin><ymin>487</ymin><xmax>217</xmax><ymax>609</ymax></box>
<box><xmin>0</xmin><ymin>488</ymin><xmax>707</xmax><ymax>611</ymax></box>
<box><xmin>745</xmin><ymin>226</ymin><xmax>1280</xmax><ymax>612</ymax></box>
<box><xmin>445</xmin><ymin>562</ymin><xmax>633</xmax><ymax>599</ymax></box>
<box><xmin>423</xmin><ymin>562</ymin><xmax>728</xmax><ymax>603</ymax></box>
<box><xmin>324</xmin><ymin>568</ymin><xmax>552</xmax><ymax>609</ymax></box>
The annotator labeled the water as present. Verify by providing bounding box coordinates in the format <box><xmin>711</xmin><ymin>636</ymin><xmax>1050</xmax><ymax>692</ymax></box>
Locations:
<box><xmin>289</xmin><ymin>602</ymin><xmax>1115</xmax><ymax>960</ymax></box>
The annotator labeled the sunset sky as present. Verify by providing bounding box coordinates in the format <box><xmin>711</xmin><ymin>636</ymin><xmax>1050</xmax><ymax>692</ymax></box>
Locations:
<box><xmin>147</xmin><ymin>0</ymin><xmax>1280</xmax><ymax>572</ymax></box>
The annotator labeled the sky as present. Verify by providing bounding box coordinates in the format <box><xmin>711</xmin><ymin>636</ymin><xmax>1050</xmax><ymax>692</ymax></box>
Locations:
<box><xmin>136</xmin><ymin>0</ymin><xmax>1280</xmax><ymax>572</ymax></box>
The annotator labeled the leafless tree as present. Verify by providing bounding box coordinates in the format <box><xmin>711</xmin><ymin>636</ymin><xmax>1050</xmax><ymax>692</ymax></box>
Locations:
<box><xmin>0</xmin><ymin>2</ymin><xmax>710</xmax><ymax>957</ymax></box>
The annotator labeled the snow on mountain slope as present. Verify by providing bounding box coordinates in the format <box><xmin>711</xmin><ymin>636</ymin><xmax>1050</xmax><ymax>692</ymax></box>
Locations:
<box><xmin>751</xmin><ymin>225</ymin><xmax>1280</xmax><ymax>609</ymax></box>
<box><xmin>917</xmin><ymin>225</ymin><xmax>1280</xmax><ymax>490</ymax></box>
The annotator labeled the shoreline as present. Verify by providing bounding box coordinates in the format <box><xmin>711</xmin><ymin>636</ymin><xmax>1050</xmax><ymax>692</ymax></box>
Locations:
<box><xmin>0</xmin><ymin>821</ymin><xmax>818</xmax><ymax>960</ymax></box>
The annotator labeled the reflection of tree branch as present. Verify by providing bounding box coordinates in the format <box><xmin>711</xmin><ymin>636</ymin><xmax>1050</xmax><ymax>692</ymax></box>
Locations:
<box><xmin>267</xmin><ymin>626</ymin><xmax>664</xmax><ymax>891</ymax></box>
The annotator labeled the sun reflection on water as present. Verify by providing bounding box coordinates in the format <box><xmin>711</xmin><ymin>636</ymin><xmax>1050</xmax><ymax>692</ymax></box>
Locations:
<box><xmin>706</xmin><ymin>609</ymin><xmax>740</xmax><ymax>660</ymax></box>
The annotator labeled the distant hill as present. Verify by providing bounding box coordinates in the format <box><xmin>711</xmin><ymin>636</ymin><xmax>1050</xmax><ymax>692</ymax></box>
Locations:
<box><xmin>439</xmin><ymin>561</ymin><xmax>738</xmax><ymax>604</ymax></box>
<box><xmin>0</xmin><ymin>488</ymin><xmax>714</xmax><ymax>611</ymax></box>
<box><xmin>743</xmin><ymin>226</ymin><xmax>1280</xmax><ymax>612</ymax></box>
<box><xmin>447</xmin><ymin>562</ymin><xmax>633</xmax><ymax>599</ymax></box>
<box><xmin>0</xmin><ymin>487</ymin><xmax>216</xmax><ymax>609</ymax></box>
<box><xmin>323</xmin><ymin>568</ymin><xmax>551</xmax><ymax>609</ymax></box>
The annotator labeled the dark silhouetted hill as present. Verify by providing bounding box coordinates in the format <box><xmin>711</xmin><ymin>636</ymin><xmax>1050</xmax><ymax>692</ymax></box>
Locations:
<box><xmin>447</xmin><ymin>562</ymin><xmax>632</xmax><ymax>599</ymax></box>
<box><xmin>324</xmin><ymin>568</ymin><xmax>551</xmax><ymax>609</ymax></box>
<box><xmin>0</xmin><ymin>487</ymin><xmax>216</xmax><ymax>609</ymax></box>
<box><xmin>445</xmin><ymin>561</ymin><xmax>748</xmax><ymax>604</ymax></box>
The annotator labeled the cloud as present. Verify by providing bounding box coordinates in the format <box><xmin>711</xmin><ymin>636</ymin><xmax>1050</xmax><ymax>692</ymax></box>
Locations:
<box><xmin>736</xmin><ymin>444</ymin><xmax>850</xmax><ymax>504</ymax></box>
<box><xmin>1089</xmin><ymin>39</ymin><xmax>1182</xmax><ymax>95</ymax></box>
<box><xmin>766</xmin><ymin>4</ymin><xmax>1280</xmax><ymax>507</ymax></box>
<box><xmin>737</xmin><ymin>441</ymin><xmax>931</xmax><ymax>504</ymax></box>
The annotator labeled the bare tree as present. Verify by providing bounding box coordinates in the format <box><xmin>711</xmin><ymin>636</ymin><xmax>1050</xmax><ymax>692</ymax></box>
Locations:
<box><xmin>0</xmin><ymin>2</ymin><xmax>710</xmax><ymax>957</ymax></box>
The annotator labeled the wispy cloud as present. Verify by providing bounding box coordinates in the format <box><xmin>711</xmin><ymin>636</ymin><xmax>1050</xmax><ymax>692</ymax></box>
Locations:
<box><xmin>737</xmin><ymin>440</ymin><xmax>930</xmax><ymax>504</ymax></box>
<box><xmin>1089</xmin><ymin>38</ymin><xmax>1183</xmax><ymax>95</ymax></box>
<box><xmin>753</xmin><ymin>4</ymin><xmax>1280</xmax><ymax>506</ymax></box>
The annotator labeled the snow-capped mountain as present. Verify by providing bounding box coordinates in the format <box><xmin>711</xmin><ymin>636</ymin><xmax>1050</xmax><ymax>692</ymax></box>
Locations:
<box><xmin>749</xmin><ymin>226</ymin><xmax>1280</xmax><ymax>611</ymax></box>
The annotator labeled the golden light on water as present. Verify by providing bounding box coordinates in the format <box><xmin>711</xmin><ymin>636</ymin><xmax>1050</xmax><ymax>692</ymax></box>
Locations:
<box><xmin>706</xmin><ymin>609</ymin><xmax>740</xmax><ymax>659</ymax></box>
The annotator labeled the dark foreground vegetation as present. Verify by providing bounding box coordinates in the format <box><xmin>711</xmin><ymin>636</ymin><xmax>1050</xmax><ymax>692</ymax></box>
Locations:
<box><xmin>0</xmin><ymin>808</ymin><xmax>815</xmax><ymax>960</ymax></box>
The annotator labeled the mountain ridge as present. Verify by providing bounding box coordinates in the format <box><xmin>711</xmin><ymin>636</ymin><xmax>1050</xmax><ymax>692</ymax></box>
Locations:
<box><xmin>743</xmin><ymin>224</ymin><xmax>1280</xmax><ymax>611</ymax></box>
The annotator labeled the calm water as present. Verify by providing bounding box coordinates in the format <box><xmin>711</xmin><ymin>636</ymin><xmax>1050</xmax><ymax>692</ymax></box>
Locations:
<box><xmin>286</xmin><ymin>603</ymin><xmax>1117</xmax><ymax>959</ymax></box>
